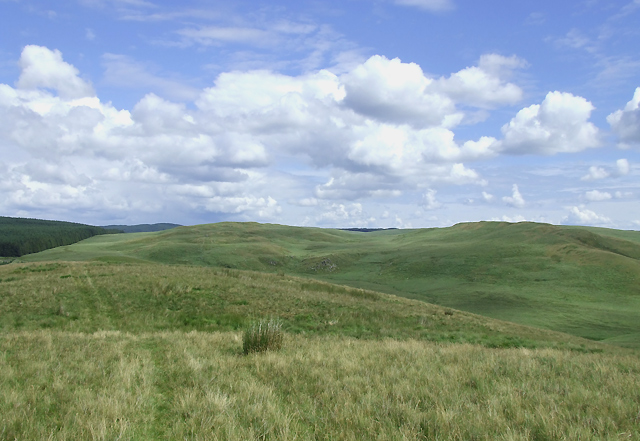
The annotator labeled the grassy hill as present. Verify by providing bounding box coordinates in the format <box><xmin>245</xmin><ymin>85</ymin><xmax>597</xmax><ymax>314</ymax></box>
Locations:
<box><xmin>0</xmin><ymin>260</ymin><xmax>600</xmax><ymax>348</ymax></box>
<box><xmin>22</xmin><ymin>221</ymin><xmax>640</xmax><ymax>348</ymax></box>
<box><xmin>1</xmin><ymin>260</ymin><xmax>639</xmax><ymax>439</ymax></box>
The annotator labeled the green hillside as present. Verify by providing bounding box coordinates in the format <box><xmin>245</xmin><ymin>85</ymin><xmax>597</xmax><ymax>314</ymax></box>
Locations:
<box><xmin>21</xmin><ymin>221</ymin><xmax>640</xmax><ymax>348</ymax></box>
<box><xmin>0</xmin><ymin>260</ymin><xmax>599</xmax><ymax>349</ymax></box>
<box><xmin>1</xmin><ymin>260</ymin><xmax>638</xmax><ymax>440</ymax></box>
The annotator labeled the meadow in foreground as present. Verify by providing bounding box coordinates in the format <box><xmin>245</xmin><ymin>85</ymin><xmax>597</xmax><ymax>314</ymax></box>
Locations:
<box><xmin>1</xmin><ymin>331</ymin><xmax>639</xmax><ymax>440</ymax></box>
<box><xmin>1</xmin><ymin>260</ymin><xmax>639</xmax><ymax>439</ymax></box>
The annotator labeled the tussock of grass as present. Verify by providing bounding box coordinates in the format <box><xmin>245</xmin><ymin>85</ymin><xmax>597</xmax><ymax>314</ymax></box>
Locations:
<box><xmin>242</xmin><ymin>318</ymin><xmax>284</xmax><ymax>354</ymax></box>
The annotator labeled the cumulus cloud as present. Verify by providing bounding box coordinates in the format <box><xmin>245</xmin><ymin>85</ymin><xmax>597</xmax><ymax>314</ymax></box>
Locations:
<box><xmin>434</xmin><ymin>54</ymin><xmax>526</xmax><ymax>108</ymax></box>
<box><xmin>584</xmin><ymin>190</ymin><xmax>612</xmax><ymax>201</ymax></box>
<box><xmin>341</xmin><ymin>55</ymin><xmax>457</xmax><ymax>129</ymax></box>
<box><xmin>499</xmin><ymin>91</ymin><xmax>599</xmax><ymax>155</ymax></box>
<box><xmin>17</xmin><ymin>46</ymin><xmax>95</xmax><ymax>99</ymax></box>
<box><xmin>482</xmin><ymin>191</ymin><xmax>494</xmax><ymax>202</ymax></box>
<box><xmin>617</xmin><ymin>158</ymin><xmax>630</xmax><ymax>175</ymax></box>
<box><xmin>580</xmin><ymin>159</ymin><xmax>630</xmax><ymax>180</ymax></box>
<box><xmin>581</xmin><ymin>166</ymin><xmax>610</xmax><ymax>181</ymax></box>
<box><xmin>3</xmin><ymin>45</ymin><xmax>610</xmax><ymax>226</ymax></box>
<box><xmin>318</xmin><ymin>202</ymin><xmax>365</xmax><ymax>224</ymax></box>
<box><xmin>502</xmin><ymin>184</ymin><xmax>525</xmax><ymax>208</ymax></box>
<box><xmin>422</xmin><ymin>189</ymin><xmax>442</xmax><ymax>210</ymax></box>
<box><xmin>607</xmin><ymin>87</ymin><xmax>640</xmax><ymax>148</ymax></box>
<box><xmin>563</xmin><ymin>206</ymin><xmax>611</xmax><ymax>225</ymax></box>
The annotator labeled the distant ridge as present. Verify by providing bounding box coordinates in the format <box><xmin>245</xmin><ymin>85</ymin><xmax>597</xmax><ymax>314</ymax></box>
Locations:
<box><xmin>339</xmin><ymin>227</ymin><xmax>399</xmax><ymax>233</ymax></box>
<box><xmin>101</xmin><ymin>223</ymin><xmax>182</xmax><ymax>233</ymax></box>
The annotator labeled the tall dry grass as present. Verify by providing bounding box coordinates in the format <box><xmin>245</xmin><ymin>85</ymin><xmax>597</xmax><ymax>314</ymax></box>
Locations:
<box><xmin>1</xmin><ymin>330</ymin><xmax>638</xmax><ymax>440</ymax></box>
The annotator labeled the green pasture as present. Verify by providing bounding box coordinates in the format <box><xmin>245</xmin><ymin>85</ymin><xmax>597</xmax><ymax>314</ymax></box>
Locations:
<box><xmin>3</xmin><ymin>224</ymin><xmax>640</xmax><ymax>439</ymax></box>
<box><xmin>21</xmin><ymin>221</ymin><xmax>640</xmax><ymax>347</ymax></box>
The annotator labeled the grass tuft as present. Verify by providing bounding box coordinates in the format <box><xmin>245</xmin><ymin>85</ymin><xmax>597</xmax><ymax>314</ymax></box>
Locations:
<box><xmin>242</xmin><ymin>318</ymin><xmax>283</xmax><ymax>355</ymax></box>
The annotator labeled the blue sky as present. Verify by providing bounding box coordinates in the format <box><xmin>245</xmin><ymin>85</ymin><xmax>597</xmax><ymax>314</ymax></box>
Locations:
<box><xmin>1</xmin><ymin>0</ymin><xmax>639</xmax><ymax>228</ymax></box>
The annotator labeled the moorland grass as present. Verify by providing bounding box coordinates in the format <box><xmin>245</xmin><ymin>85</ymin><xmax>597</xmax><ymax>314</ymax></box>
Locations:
<box><xmin>21</xmin><ymin>221</ymin><xmax>640</xmax><ymax>347</ymax></box>
<box><xmin>0</xmin><ymin>261</ymin><xmax>607</xmax><ymax>350</ymax></box>
<box><xmin>1</xmin><ymin>331</ymin><xmax>638</xmax><ymax>440</ymax></box>
<box><xmin>1</xmin><ymin>259</ymin><xmax>639</xmax><ymax>439</ymax></box>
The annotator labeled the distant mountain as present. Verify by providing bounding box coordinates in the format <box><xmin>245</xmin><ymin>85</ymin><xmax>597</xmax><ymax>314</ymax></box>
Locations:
<box><xmin>101</xmin><ymin>223</ymin><xmax>182</xmax><ymax>233</ymax></box>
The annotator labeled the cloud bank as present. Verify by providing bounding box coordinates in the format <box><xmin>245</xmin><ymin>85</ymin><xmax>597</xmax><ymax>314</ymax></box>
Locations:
<box><xmin>0</xmin><ymin>45</ymin><xmax>623</xmax><ymax>227</ymax></box>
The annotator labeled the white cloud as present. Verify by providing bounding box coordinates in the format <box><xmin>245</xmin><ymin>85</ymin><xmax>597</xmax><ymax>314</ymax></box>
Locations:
<box><xmin>502</xmin><ymin>184</ymin><xmax>525</xmax><ymax>208</ymax></box>
<box><xmin>500</xmin><ymin>91</ymin><xmax>600</xmax><ymax>155</ymax></box>
<box><xmin>616</xmin><ymin>158</ymin><xmax>630</xmax><ymax>175</ymax></box>
<box><xmin>584</xmin><ymin>190</ymin><xmax>612</xmax><ymax>201</ymax></box>
<box><xmin>394</xmin><ymin>0</ymin><xmax>454</xmax><ymax>12</ymax></box>
<box><xmin>563</xmin><ymin>206</ymin><xmax>611</xmax><ymax>225</ymax></box>
<box><xmin>422</xmin><ymin>189</ymin><xmax>442</xmax><ymax>210</ymax></box>
<box><xmin>580</xmin><ymin>159</ymin><xmax>631</xmax><ymax>180</ymax></box>
<box><xmin>607</xmin><ymin>87</ymin><xmax>640</xmax><ymax>148</ymax></box>
<box><xmin>318</xmin><ymin>202</ymin><xmax>366</xmax><ymax>225</ymax></box>
<box><xmin>494</xmin><ymin>215</ymin><xmax>527</xmax><ymax>223</ymax></box>
<box><xmin>341</xmin><ymin>55</ymin><xmax>457</xmax><ymax>129</ymax></box>
<box><xmin>482</xmin><ymin>191</ymin><xmax>494</xmax><ymax>202</ymax></box>
<box><xmin>434</xmin><ymin>54</ymin><xmax>526</xmax><ymax>108</ymax></box>
<box><xmin>615</xmin><ymin>191</ymin><xmax>633</xmax><ymax>199</ymax></box>
<box><xmin>17</xmin><ymin>45</ymin><xmax>94</xmax><ymax>99</ymax></box>
<box><xmin>581</xmin><ymin>166</ymin><xmax>610</xmax><ymax>180</ymax></box>
<box><xmin>5</xmin><ymin>45</ymin><xmax>621</xmax><ymax>226</ymax></box>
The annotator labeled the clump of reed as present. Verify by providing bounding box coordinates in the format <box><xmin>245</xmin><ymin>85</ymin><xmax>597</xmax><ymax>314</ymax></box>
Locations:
<box><xmin>242</xmin><ymin>318</ymin><xmax>283</xmax><ymax>354</ymax></box>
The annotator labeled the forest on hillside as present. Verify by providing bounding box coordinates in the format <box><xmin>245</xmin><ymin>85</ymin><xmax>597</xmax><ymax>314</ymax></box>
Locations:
<box><xmin>0</xmin><ymin>216</ymin><xmax>116</xmax><ymax>257</ymax></box>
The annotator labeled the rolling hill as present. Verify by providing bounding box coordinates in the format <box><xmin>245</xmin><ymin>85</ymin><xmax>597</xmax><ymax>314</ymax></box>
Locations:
<box><xmin>20</xmin><ymin>221</ymin><xmax>640</xmax><ymax>348</ymax></box>
<box><xmin>3</xmin><ymin>221</ymin><xmax>640</xmax><ymax>438</ymax></box>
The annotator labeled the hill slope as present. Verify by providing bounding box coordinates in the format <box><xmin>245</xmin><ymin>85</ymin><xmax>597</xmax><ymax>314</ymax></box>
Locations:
<box><xmin>21</xmin><ymin>221</ymin><xmax>640</xmax><ymax>347</ymax></box>
<box><xmin>0</xmin><ymin>260</ymin><xmax>598</xmax><ymax>349</ymax></box>
<box><xmin>1</xmin><ymin>260</ymin><xmax>638</xmax><ymax>440</ymax></box>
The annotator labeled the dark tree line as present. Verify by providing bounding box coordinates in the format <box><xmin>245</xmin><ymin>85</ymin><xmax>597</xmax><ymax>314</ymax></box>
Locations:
<box><xmin>0</xmin><ymin>216</ymin><xmax>119</xmax><ymax>257</ymax></box>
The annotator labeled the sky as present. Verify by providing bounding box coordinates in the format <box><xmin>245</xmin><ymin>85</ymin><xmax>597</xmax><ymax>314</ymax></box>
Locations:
<box><xmin>0</xmin><ymin>0</ymin><xmax>639</xmax><ymax>229</ymax></box>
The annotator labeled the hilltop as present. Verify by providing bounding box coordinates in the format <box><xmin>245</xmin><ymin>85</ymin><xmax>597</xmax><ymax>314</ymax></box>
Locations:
<box><xmin>101</xmin><ymin>223</ymin><xmax>182</xmax><ymax>233</ymax></box>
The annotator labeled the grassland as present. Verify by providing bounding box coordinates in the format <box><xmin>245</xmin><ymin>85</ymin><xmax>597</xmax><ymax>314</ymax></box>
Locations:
<box><xmin>0</xmin><ymin>261</ymin><xmax>592</xmax><ymax>348</ymax></box>
<box><xmin>2</xmin><ymin>331</ymin><xmax>639</xmax><ymax>440</ymax></box>
<box><xmin>1</xmin><ymin>260</ymin><xmax>639</xmax><ymax>439</ymax></box>
<box><xmin>22</xmin><ymin>221</ymin><xmax>640</xmax><ymax>347</ymax></box>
